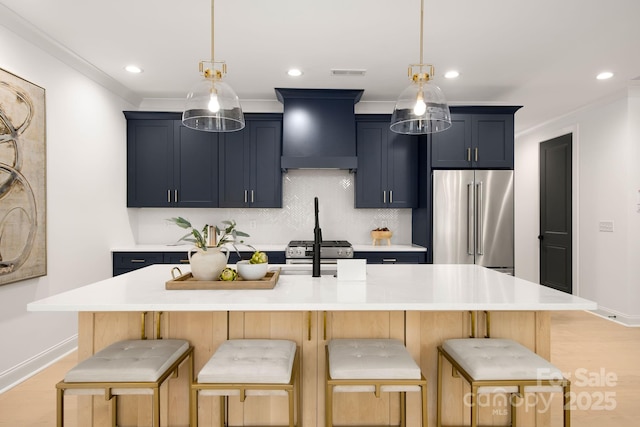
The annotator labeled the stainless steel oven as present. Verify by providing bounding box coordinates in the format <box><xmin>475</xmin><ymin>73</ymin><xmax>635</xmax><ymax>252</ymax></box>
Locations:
<box><xmin>285</xmin><ymin>240</ymin><xmax>353</xmax><ymax>264</ymax></box>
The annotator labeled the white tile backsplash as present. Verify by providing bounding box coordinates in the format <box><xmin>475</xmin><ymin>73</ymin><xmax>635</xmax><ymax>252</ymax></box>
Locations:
<box><xmin>132</xmin><ymin>170</ymin><xmax>412</xmax><ymax>246</ymax></box>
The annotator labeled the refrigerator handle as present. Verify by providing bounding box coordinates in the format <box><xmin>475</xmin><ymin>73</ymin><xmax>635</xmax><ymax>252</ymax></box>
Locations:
<box><xmin>467</xmin><ymin>182</ymin><xmax>474</xmax><ymax>255</ymax></box>
<box><xmin>477</xmin><ymin>181</ymin><xmax>484</xmax><ymax>255</ymax></box>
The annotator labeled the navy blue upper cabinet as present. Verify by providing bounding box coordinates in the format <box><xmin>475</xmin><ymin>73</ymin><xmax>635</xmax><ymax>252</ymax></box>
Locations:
<box><xmin>431</xmin><ymin>106</ymin><xmax>521</xmax><ymax>169</ymax></box>
<box><xmin>218</xmin><ymin>114</ymin><xmax>282</xmax><ymax>208</ymax></box>
<box><xmin>355</xmin><ymin>116</ymin><xmax>418</xmax><ymax>208</ymax></box>
<box><xmin>126</xmin><ymin>112</ymin><xmax>219</xmax><ymax>207</ymax></box>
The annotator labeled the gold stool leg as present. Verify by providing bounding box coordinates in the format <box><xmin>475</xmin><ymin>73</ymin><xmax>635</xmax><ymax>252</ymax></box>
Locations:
<box><xmin>436</xmin><ymin>350</ymin><xmax>443</xmax><ymax>427</ymax></box>
<box><xmin>288</xmin><ymin>388</ymin><xmax>295</xmax><ymax>427</ymax></box>
<box><xmin>153</xmin><ymin>389</ymin><xmax>160</xmax><ymax>427</ymax></box>
<box><xmin>400</xmin><ymin>391</ymin><xmax>406</xmax><ymax>427</ymax></box>
<box><xmin>325</xmin><ymin>383</ymin><xmax>333</xmax><ymax>427</ymax></box>
<box><xmin>220</xmin><ymin>396</ymin><xmax>226</xmax><ymax>427</ymax></box>
<box><xmin>111</xmin><ymin>395</ymin><xmax>117</xmax><ymax>427</ymax></box>
<box><xmin>422</xmin><ymin>383</ymin><xmax>429</xmax><ymax>427</ymax></box>
<box><xmin>470</xmin><ymin>385</ymin><xmax>478</xmax><ymax>427</ymax></box>
<box><xmin>56</xmin><ymin>386</ymin><xmax>64</xmax><ymax>427</ymax></box>
<box><xmin>190</xmin><ymin>387</ymin><xmax>199</xmax><ymax>427</ymax></box>
<box><xmin>564</xmin><ymin>382</ymin><xmax>571</xmax><ymax>427</ymax></box>
<box><xmin>510</xmin><ymin>393</ymin><xmax>517</xmax><ymax>427</ymax></box>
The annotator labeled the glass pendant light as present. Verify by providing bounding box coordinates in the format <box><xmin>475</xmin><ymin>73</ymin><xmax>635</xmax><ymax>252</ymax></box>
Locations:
<box><xmin>390</xmin><ymin>0</ymin><xmax>451</xmax><ymax>135</ymax></box>
<box><xmin>182</xmin><ymin>0</ymin><xmax>245</xmax><ymax>132</ymax></box>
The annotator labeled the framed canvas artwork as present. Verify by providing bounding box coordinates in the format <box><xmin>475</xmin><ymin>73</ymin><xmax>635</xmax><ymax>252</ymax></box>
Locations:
<box><xmin>0</xmin><ymin>68</ymin><xmax>46</xmax><ymax>286</ymax></box>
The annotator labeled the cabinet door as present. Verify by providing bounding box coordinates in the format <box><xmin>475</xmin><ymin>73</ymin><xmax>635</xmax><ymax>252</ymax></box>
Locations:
<box><xmin>387</xmin><ymin>131</ymin><xmax>418</xmax><ymax>207</ymax></box>
<box><xmin>127</xmin><ymin>120</ymin><xmax>174</xmax><ymax>207</ymax></box>
<box><xmin>218</xmin><ymin>130</ymin><xmax>250</xmax><ymax>207</ymax></box>
<box><xmin>353</xmin><ymin>251</ymin><xmax>426</xmax><ymax>264</ymax></box>
<box><xmin>472</xmin><ymin>114</ymin><xmax>514</xmax><ymax>169</ymax></box>
<box><xmin>249</xmin><ymin>120</ymin><xmax>282</xmax><ymax>208</ymax></box>
<box><xmin>174</xmin><ymin>123</ymin><xmax>219</xmax><ymax>207</ymax></box>
<box><xmin>355</xmin><ymin>122</ymin><xmax>386</xmax><ymax>207</ymax></box>
<box><xmin>112</xmin><ymin>252</ymin><xmax>165</xmax><ymax>276</ymax></box>
<box><xmin>430</xmin><ymin>114</ymin><xmax>472</xmax><ymax>168</ymax></box>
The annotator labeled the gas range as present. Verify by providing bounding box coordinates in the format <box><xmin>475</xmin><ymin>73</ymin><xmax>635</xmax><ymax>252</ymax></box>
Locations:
<box><xmin>286</xmin><ymin>240</ymin><xmax>354</xmax><ymax>262</ymax></box>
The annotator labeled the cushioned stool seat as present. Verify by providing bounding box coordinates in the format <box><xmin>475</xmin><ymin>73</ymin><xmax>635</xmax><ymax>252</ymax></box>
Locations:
<box><xmin>56</xmin><ymin>339</ymin><xmax>193</xmax><ymax>427</ymax></box>
<box><xmin>326</xmin><ymin>339</ymin><xmax>428</xmax><ymax>427</ymax></box>
<box><xmin>191</xmin><ymin>339</ymin><xmax>299</xmax><ymax>427</ymax></box>
<box><xmin>437</xmin><ymin>338</ymin><xmax>570</xmax><ymax>427</ymax></box>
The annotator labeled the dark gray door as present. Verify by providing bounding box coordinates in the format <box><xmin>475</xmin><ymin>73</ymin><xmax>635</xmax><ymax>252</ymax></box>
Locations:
<box><xmin>539</xmin><ymin>134</ymin><xmax>572</xmax><ymax>293</ymax></box>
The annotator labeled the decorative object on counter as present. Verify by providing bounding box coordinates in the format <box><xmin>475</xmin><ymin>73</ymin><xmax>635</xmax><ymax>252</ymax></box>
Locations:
<box><xmin>219</xmin><ymin>267</ymin><xmax>237</xmax><ymax>281</ymax></box>
<box><xmin>371</xmin><ymin>227</ymin><xmax>392</xmax><ymax>246</ymax></box>
<box><xmin>236</xmin><ymin>250</ymin><xmax>269</xmax><ymax>280</ymax></box>
<box><xmin>237</xmin><ymin>260</ymin><xmax>268</xmax><ymax>280</ymax></box>
<box><xmin>166</xmin><ymin>267</ymin><xmax>280</xmax><ymax>290</ymax></box>
<box><xmin>182</xmin><ymin>0</ymin><xmax>245</xmax><ymax>132</ymax></box>
<box><xmin>389</xmin><ymin>0</ymin><xmax>451</xmax><ymax>135</ymax></box>
<box><xmin>168</xmin><ymin>217</ymin><xmax>249</xmax><ymax>281</ymax></box>
<box><xmin>188</xmin><ymin>246</ymin><xmax>229</xmax><ymax>281</ymax></box>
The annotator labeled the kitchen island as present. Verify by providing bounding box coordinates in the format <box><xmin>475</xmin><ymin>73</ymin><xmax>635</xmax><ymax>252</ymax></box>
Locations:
<box><xmin>28</xmin><ymin>264</ymin><xmax>595</xmax><ymax>427</ymax></box>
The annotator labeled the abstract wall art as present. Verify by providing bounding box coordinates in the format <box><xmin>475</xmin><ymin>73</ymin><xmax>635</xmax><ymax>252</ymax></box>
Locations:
<box><xmin>0</xmin><ymin>68</ymin><xmax>46</xmax><ymax>286</ymax></box>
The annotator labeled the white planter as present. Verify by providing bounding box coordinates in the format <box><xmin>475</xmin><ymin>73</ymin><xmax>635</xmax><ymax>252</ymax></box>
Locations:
<box><xmin>188</xmin><ymin>247</ymin><xmax>229</xmax><ymax>281</ymax></box>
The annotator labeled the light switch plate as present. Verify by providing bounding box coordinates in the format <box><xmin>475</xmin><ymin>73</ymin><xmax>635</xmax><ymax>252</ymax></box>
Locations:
<box><xmin>599</xmin><ymin>221</ymin><xmax>614</xmax><ymax>232</ymax></box>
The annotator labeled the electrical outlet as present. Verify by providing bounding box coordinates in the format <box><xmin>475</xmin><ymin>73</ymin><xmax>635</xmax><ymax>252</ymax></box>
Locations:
<box><xmin>249</xmin><ymin>220</ymin><xmax>257</xmax><ymax>229</ymax></box>
<box><xmin>599</xmin><ymin>221</ymin><xmax>614</xmax><ymax>232</ymax></box>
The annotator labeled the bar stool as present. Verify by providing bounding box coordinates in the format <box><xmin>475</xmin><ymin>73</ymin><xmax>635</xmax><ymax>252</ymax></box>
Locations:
<box><xmin>191</xmin><ymin>339</ymin><xmax>299</xmax><ymax>427</ymax></box>
<box><xmin>56</xmin><ymin>338</ymin><xmax>193</xmax><ymax>427</ymax></box>
<box><xmin>325</xmin><ymin>338</ymin><xmax>428</xmax><ymax>427</ymax></box>
<box><xmin>437</xmin><ymin>337</ymin><xmax>571</xmax><ymax>427</ymax></box>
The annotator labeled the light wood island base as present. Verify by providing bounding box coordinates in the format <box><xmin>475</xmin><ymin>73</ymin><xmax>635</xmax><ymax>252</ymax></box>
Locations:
<box><xmin>76</xmin><ymin>310</ymin><xmax>553</xmax><ymax>427</ymax></box>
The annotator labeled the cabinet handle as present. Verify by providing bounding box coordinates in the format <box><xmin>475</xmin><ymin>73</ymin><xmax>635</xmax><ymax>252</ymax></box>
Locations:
<box><xmin>141</xmin><ymin>312</ymin><xmax>148</xmax><ymax>340</ymax></box>
<box><xmin>167</xmin><ymin>190</ymin><xmax>171</xmax><ymax>203</ymax></box>
<box><xmin>155</xmin><ymin>311</ymin><xmax>163</xmax><ymax>340</ymax></box>
<box><xmin>244</xmin><ymin>190</ymin><xmax>248</xmax><ymax>203</ymax></box>
<box><xmin>307</xmin><ymin>311</ymin><xmax>312</xmax><ymax>341</ymax></box>
<box><xmin>382</xmin><ymin>258</ymin><xmax>397</xmax><ymax>263</ymax></box>
<box><xmin>174</xmin><ymin>190</ymin><xmax>178</xmax><ymax>203</ymax></box>
<box><xmin>251</xmin><ymin>190</ymin><xmax>254</xmax><ymax>203</ymax></box>
<box><xmin>466</xmin><ymin>147</ymin><xmax>471</xmax><ymax>162</ymax></box>
<box><xmin>474</xmin><ymin>147</ymin><xmax>478</xmax><ymax>162</ymax></box>
<box><xmin>179</xmin><ymin>259</ymin><xmax>189</xmax><ymax>263</ymax></box>
<box><xmin>323</xmin><ymin>311</ymin><xmax>327</xmax><ymax>341</ymax></box>
<box><xmin>390</xmin><ymin>190</ymin><xmax>393</xmax><ymax>204</ymax></box>
<box><xmin>130</xmin><ymin>259</ymin><xmax>146</xmax><ymax>263</ymax></box>
<box><xmin>383</xmin><ymin>190</ymin><xmax>387</xmax><ymax>204</ymax></box>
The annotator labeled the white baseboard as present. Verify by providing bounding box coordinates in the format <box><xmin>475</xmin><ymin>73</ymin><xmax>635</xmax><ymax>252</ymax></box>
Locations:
<box><xmin>589</xmin><ymin>307</ymin><xmax>640</xmax><ymax>327</ymax></box>
<box><xmin>0</xmin><ymin>335</ymin><xmax>78</xmax><ymax>394</ymax></box>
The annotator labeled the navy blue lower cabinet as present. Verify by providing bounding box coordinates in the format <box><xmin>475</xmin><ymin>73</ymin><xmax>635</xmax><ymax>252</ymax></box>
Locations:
<box><xmin>354</xmin><ymin>252</ymin><xmax>426</xmax><ymax>264</ymax></box>
<box><xmin>113</xmin><ymin>251</ymin><xmax>286</xmax><ymax>276</ymax></box>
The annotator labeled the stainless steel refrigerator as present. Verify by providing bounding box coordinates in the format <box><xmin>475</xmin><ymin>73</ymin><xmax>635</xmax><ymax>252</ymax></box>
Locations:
<box><xmin>432</xmin><ymin>170</ymin><xmax>514</xmax><ymax>274</ymax></box>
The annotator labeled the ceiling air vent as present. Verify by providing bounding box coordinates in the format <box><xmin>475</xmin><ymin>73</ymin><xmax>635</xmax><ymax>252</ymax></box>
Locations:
<box><xmin>330</xmin><ymin>69</ymin><xmax>367</xmax><ymax>77</ymax></box>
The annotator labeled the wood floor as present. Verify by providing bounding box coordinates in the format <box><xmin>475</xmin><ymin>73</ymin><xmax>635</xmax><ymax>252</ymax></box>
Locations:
<box><xmin>0</xmin><ymin>310</ymin><xmax>638</xmax><ymax>426</ymax></box>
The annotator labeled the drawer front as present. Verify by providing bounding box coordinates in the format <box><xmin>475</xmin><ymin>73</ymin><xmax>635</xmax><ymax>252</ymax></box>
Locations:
<box><xmin>354</xmin><ymin>251</ymin><xmax>426</xmax><ymax>264</ymax></box>
<box><xmin>112</xmin><ymin>252</ymin><xmax>164</xmax><ymax>276</ymax></box>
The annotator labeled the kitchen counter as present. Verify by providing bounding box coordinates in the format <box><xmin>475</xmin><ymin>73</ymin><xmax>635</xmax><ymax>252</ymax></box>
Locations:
<box><xmin>28</xmin><ymin>263</ymin><xmax>594</xmax><ymax>312</ymax></box>
<box><xmin>111</xmin><ymin>243</ymin><xmax>427</xmax><ymax>252</ymax></box>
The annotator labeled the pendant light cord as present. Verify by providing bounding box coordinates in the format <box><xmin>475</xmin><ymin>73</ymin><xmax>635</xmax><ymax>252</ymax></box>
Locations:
<box><xmin>211</xmin><ymin>0</ymin><xmax>215</xmax><ymax>60</ymax></box>
<box><xmin>419</xmin><ymin>0</ymin><xmax>424</xmax><ymax>67</ymax></box>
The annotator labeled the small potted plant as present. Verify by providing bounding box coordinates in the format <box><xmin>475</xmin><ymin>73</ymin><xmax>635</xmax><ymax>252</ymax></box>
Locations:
<box><xmin>168</xmin><ymin>217</ymin><xmax>249</xmax><ymax>281</ymax></box>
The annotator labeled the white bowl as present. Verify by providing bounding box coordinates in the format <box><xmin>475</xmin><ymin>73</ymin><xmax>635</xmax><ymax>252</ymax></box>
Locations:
<box><xmin>236</xmin><ymin>260</ymin><xmax>268</xmax><ymax>281</ymax></box>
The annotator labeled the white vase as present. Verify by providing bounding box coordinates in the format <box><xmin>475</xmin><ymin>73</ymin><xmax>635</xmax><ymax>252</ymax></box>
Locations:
<box><xmin>188</xmin><ymin>247</ymin><xmax>229</xmax><ymax>281</ymax></box>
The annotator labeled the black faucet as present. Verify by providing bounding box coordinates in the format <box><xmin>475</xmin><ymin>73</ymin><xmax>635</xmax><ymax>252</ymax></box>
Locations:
<box><xmin>312</xmin><ymin>197</ymin><xmax>322</xmax><ymax>277</ymax></box>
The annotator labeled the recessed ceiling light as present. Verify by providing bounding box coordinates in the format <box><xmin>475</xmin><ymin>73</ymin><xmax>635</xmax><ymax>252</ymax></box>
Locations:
<box><xmin>596</xmin><ymin>71</ymin><xmax>613</xmax><ymax>80</ymax></box>
<box><xmin>125</xmin><ymin>65</ymin><xmax>143</xmax><ymax>74</ymax></box>
<box><xmin>287</xmin><ymin>69</ymin><xmax>303</xmax><ymax>77</ymax></box>
<box><xmin>444</xmin><ymin>70</ymin><xmax>460</xmax><ymax>79</ymax></box>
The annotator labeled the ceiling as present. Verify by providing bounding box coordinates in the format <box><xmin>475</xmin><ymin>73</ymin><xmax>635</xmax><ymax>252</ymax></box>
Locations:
<box><xmin>1</xmin><ymin>0</ymin><xmax>639</xmax><ymax>133</ymax></box>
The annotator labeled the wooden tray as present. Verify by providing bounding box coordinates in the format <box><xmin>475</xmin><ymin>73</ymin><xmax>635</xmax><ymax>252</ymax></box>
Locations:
<box><xmin>166</xmin><ymin>268</ymin><xmax>280</xmax><ymax>290</ymax></box>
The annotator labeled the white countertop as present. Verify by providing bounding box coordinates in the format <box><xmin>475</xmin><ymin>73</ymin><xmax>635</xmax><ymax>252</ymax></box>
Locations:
<box><xmin>28</xmin><ymin>264</ymin><xmax>595</xmax><ymax>312</ymax></box>
<box><xmin>111</xmin><ymin>244</ymin><xmax>427</xmax><ymax>253</ymax></box>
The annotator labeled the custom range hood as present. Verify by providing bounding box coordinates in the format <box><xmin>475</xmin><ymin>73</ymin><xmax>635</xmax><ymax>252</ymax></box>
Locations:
<box><xmin>275</xmin><ymin>88</ymin><xmax>363</xmax><ymax>170</ymax></box>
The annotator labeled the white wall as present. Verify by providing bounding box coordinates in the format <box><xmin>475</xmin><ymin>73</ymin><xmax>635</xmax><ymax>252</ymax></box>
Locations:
<box><xmin>515</xmin><ymin>85</ymin><xmax>640</xmax><ymax>324</ymax></box>
<box><xmin>0</xmin><ymin>25</ymin><xmax>136</xmax><ymax>391</ymax></box>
